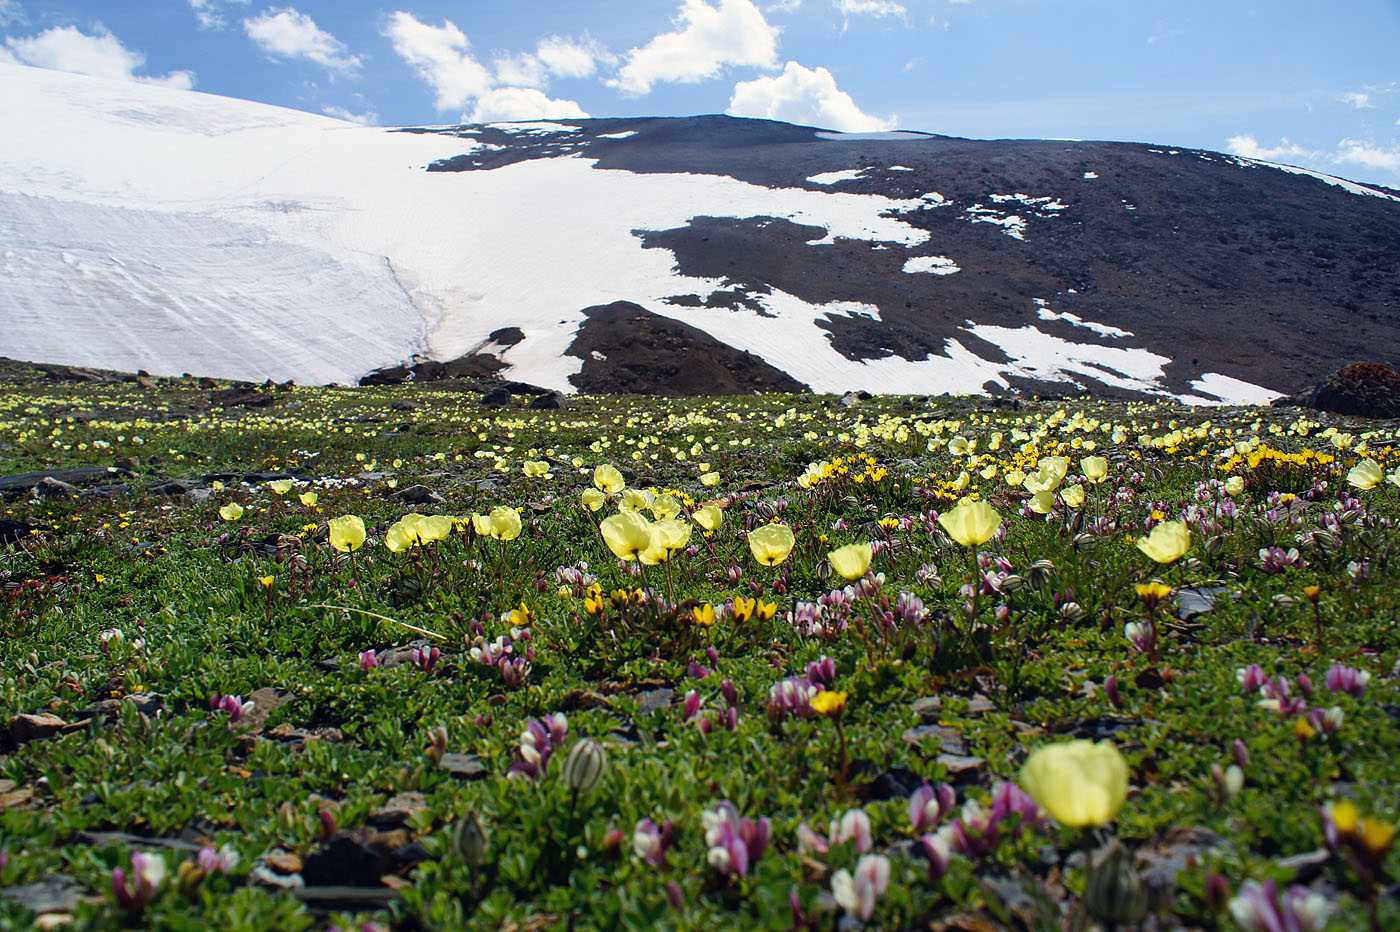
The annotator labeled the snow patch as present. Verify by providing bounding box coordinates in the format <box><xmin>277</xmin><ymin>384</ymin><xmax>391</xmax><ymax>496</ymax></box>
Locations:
<box><xmin>902</xmin><ymin>255</ymin><xmax>960</xmax><ymax>275</ymax></box>
<box><xmin>1228</xmin><ymin>156</ymin><xmax>1400</xmax><ymax>203</ymax></box>
<box><xmin>806</xmin><ymin>168</ymin><xmax>868</xmax><ymax>185</ymax></box>
<box><xmin>598</xmin><ymin>131</ymin><xmax>637</xmax><ymax>139</ymax></box>
<box><xmin>1034</xmin><ymin>300</ymin><xmax>1131</xmax><ymax>338</ymax></box>
<box><xmin>1183</xmin><ymin>372</ymin><xmax>1283</xmax><ymax>406</ymax></box>
<box><xmin>1082</xmin><ymin>171</ymin><xmax>1098</xmax><ymax>179</ymax></box>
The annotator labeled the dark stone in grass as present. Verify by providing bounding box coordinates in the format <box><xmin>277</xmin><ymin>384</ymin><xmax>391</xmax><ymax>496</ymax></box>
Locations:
<box><xmin>480</xmin><ymin>386</ymin><xmax>513</xmax><ymax>407</ymax></box>
<box><xmin>0</xmin><ymin>467</ymin><xmax>125</xmax><ymax>492</ymax></box>
<box><xmin>1</xmin><ymin>875</ymin><xmax>84</xmax><ymax>914</ymax></box>
<box><xmin>438</xmin><ymin>753</ymin><xmax>487</xmax><ymax>779</ymax></box>
<box><xmin>302</xmin><ymin>831</ymin><xmax>388</xmax><ymax>887</ymax></box>
<box><xmin>0</xmin><ymin>519</ymin><xmax>49</xmax><ymax>546</ymax></box>
<box><xmin>853</xmin><ymin>764</ymin><xmax>922</xmax><ymax>801</ymax></box>
<box><xmin>9</xmin><ymin>712</ymin><xmax>66</xmax><ymax>743</ymax></box>
<box><xmin>146</xmin><ymin>477</ymin><xmax>199</xmax><ymax>496</ymax></box>
<box><xmin>292</xmin><ymin>886</ymin><xmax>400</xmax><ymax>908</ymax></box>
<box><xmin>209</xmin><ymin>387</ymin><xmax>274</xmax><ymax>408</ymax></box>
<box><xmin>393</xmin><ymin>485</ymin><xmax>446</xmax><ymax>506</ymax></box>
<box><xmin>1306</xmin><ymin>362</ymin><xmax>1400</xmax><ymax>418</ymax></box>
<box><xmin>1175</xmin><ymin>586</ymin><xmax>1230</xmax><ymax>620</ymax></box>
<box><xmin>528</xmin><ymin>391</ymin><xmax>566</xmax><ymax>410</ymax></box>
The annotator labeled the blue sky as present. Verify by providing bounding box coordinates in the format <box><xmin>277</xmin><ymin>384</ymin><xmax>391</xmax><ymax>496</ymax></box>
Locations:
<box><xmin>3</xmin><ymin>0</ymin><xmax>1398</xmax><ymax>188</ymax></box>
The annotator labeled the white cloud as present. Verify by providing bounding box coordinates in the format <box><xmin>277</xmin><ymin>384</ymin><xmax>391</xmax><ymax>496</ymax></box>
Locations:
<box><xmin>244</xmin><ymin>7</ymin><xmax>360</xmax><ymax>76</ymax></box>
<box><xmin>321</xmin><ymin>103</ymin><xmax>378</xmax><ymax>125</ymax></box>
<box><xmin>1225</xmin><ymin>134</ymin><xmax>1320</xmax><ymax>163</ymax></box>
<box><xmin>492</xmin><ymin>51</ymin><xmax>548</xmax><ymax>88</ymax></box>
<box><xmin>468</xmin><ymin>86</ymin><xmax>589</xmax><ymax>123</ymax></box>
<box><xmin>492</xmin><ymin>35</ymin><xmax>612</xmax><ymax>90</ymax></box>
<box><xmin>612</xmin><ymin>0</ymin><xmax>781</xmax><ymax>96</ymax></box>
<box><xmin>1338</xmin><ymin>90</ymin><xmax>1374</xmax><ymax>110</ymax></box>
<box><xmin>4</xmin><ymin>25</ymin><xmax>195</xmax><ymax>89</ymax></box>
<box><xmin>727</xmin><ymin>60</ymin><xmax>891</xmax><ymax>131</ymax></box>
<box><xmin>0</xmin><ymin>0</ymin><xmax>27</xmax><ymax>28</ymax></box>
<box><xmin>836</xmin><ymin>0</ymin><xmax>906</xmax><ymax>19</ymax></box>
<box><xmin>1334</xmin><ymin>138</ymin><xmax>1400</xmax><ymax>172</ymax></box>
<box><xmin>188</xmin><ymin>0</ymin><xmax>249</xmax><ymax>31</ymax></box>
<box><xmin>383</xmin><ymin>11</ymin><xmax>493</xmax><ymax>111</ymax></box>
<box><xmin>536</xmin><ymin>34</ymin><xmax>612</xmax><ymax>79</ymax></box>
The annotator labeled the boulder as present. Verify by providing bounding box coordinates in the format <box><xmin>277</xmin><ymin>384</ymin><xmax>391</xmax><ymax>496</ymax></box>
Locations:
<box><xmin>1305</xmin><ymin>362</ymin><xmax>1400</xmax><ymax>418</ymax></box>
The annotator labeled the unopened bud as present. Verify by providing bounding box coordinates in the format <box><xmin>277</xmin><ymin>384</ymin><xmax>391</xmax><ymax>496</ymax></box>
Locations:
<box><xmin>1204</xmin><ymin>535</ymin><xmax>1226</xmax><ymax>560</ymax></box>
<box><xmin>1027</xmin><ymin>559</ymin><xmax>1055</xmax><ymax>588</ymax></box>
<box><xmin>1104</xmin><ymin>675</ymin><xmax>1123</xmax><ymax>707</ymax></box>
<box><xmin>562</xmin><ymin>738</ymin><xmax>608</xmax><ymax>793</ymax></box>
<box><xmin>998</xmin><ymin>574</ymin><xmax>1025</xmax><ymax>592</ymax></box>
<box><xmin>317</xmin><ymin>808</ymin><xmax>337</xmax><ymax>842</ymax></box>
<box><xmin>1083</xmin><ymin>839</ymin><xmax>1148</xmax><ymax>925</ymax></box>
<box><xmin>451</xmin><ymin>811</ymin><xmax>492</xmax><ymax>866</ymax></box>
<box><xmin>665</xmin><ymin>880</ymin><xmax>685</xmax><ymax>912</ymax></box>
<box><xmin>1059</xmin><ymin>601</ymin><xmax>1086</xmax><ymax>623</ymax></box>
<box><xmin>1232</xmin><ymin>738</ymin><xmax>1249</xmax><ymax>769</ymax></box>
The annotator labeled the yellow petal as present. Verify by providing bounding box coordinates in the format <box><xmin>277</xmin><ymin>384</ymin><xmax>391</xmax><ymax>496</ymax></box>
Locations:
<box><xmin>937</xmin><ymin>499</ymin><xmax>1001</xmax><ymax>547</ymax></box>
<box><xmin>692</xmin><ymin>504</ymin><xmax>723</xmax><ymax>531</ymax></box>
<box><xmin>593</xmin><ymin>464</ymin><xmax>625</xmax><ymax>493</ymax></box>
<box><xmin>327</xmin><ymin>515</ymin><xmax>365</xmax><ymax>552</ymax></box>
<box><xmin>1136</xmin><ymin>520</ymin><xmax>1190</xmax><ymax>563</ymax></box>
<box><xmin>600</xmin><ymin>511</ymin><xmax>654</xmax><ymax>561</ymax></box>
<box><xmin>488</xmin><ymin>506</ymin><xmax>522</xmax><ymax>541</ymax></box>
<box><xmin>828</xmin><ymin>542</ymin><xmax>873</xmax><ymax>581</ymax></box>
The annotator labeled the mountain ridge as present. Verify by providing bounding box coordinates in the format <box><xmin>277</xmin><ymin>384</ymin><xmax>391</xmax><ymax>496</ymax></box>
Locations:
<box><xmin>2</xmin><ymin>62</ymin><xmax>1397</xmax><ymax>403</ymax></box>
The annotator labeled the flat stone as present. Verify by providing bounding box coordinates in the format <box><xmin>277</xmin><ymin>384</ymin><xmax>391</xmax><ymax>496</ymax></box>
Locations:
<box><xmin>438</xmin><ymin>753</ymin><xmax>487</xmax><ymax>779</ymax></box>
<box><xmin>266</xmin><ymin>850</ymin><xmax>304</xmax><ymax>874</ymax></box>
<box><xmin>0</xmin><ymin>468</ymin><xmax>124</xmax><ymax>491</ymax></box>
<box><xmin>243</xmin><ymin>687</ymin><xmax>295</xmax><ymax>730</ymax></box>
<box><xmin>636</xmin><ymin>688</ymin><xmax>674</xmax><ymax>715</ymax></box>
<box><xmin>1176</xmin><ymin>586</ymin><xmax>1231</xmax><ymax>620</ymax></box>
<box><xmin>935</xmin><ymin>753</ymin><xmax>986</xmax><ymax>778</ymax></box>
<box><xmin>901</xmin><ymin>724</ymin><xmax>967</xmax><ymax>755</ymax></box>
<box><xmin>1</xmin><ymin>875</ymin><xmax>84</xmax><ymax>914</ymax></box>
<box><xmin>369</xmin><ymin>792</ymin><xmax>428</xmax><ymax>827</ymax></box>
<box><xmin>393</xmin><ymin>485</ymin><xmax>446</xmax><ymax>506</ymax></box>
<box><xmin>10</xmin><ymin>713</ymin><xmax>66</xmax><ymax>743</ymax></box>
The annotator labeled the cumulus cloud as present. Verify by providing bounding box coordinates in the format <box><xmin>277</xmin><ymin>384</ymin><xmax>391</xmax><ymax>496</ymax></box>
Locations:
<box><xmin>322</xmin><ymin>103</ymin><xmax>378</xmax><ymax>125</ymax></box>
<box><xmin>188</xmin><ymin>0</ymin><xmax>249</xmax><ymax>31</ymax></box>
<box><xmin>727</xmin><ymin>60</ymin><xmax>891</xmax><ymax>131</ymax></box>
<box><xmin>244</xmin><ymin>7</ymin><xmax>360</xmax><ymax>76</ymax></box>
<box><xmin>492</xmin><ymin>35</ymin><xmax>612</xmax><ymax>90</ymax></box>
<box><xmin>0</xmin><ymin>0</ymin><xmax>27</xmax><ymax>28</ymax></box>
<box><xmin>383</xmin><ymin>12</ymin><xmax>493</xmax><ymax>111</ymax></box>
<box><xmin>4</xmin><ymin>25</ymin><xmax>195</xmax><ymax>89</ymax></box>
<box><xmin>1225</xmin><ymin>134</ymin><xmax>1321</xmax><ymax>163</ymax></box>
<box><xmin>1334</xmin><ymin>138</ymin><xmax>1400</xmax><ymax>172</ymax></box>
<box><xmin>468</xmin><ymin>86</ymin><xmax>589</xmax><ymax>123</ymax></box>
<box><xmin>612</xmin><ymin>0</ymin><xmax>780</xmax><ymax>96</ymax></box>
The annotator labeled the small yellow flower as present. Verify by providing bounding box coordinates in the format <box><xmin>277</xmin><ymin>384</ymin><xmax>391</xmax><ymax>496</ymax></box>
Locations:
<box><xmin>219</xmin><ymin>502</ymin><xmax>244</xmax><ymax>521</ymax></box>
<box><xmin>486</xmin><ymin>506</ymin><xmax>522</xmax><ymax>541</ymax></box>
<box><xmin>692</xmin><ymin>603</ymin><xmax>716</xmax><ymax>627</ymax></box>
<box><xmin>1295</xmin><ymin>717</ymin><xmax>1317</xmax><ymax>741</ymax></box>
<box><xmin>509</xmin><ymin>602</ymin><xmax>534</xmax><ymax>627</ymax></box>
<box><xmin>581</xmin><ymin>487</ymin><xmax>606</xmax><ymax>512</ymax></box>
<box><xmin>1224</xmin><ymin>475</ymin><xmax>1245</xmax><ymax>497</ymax></box>
<box><xmin>1135</xmin><ymin>581</ymin><xmax>1172</xmax><ymax>604</ymax></box>
<box><xmin>747</xmin><ymin>523</ymin><xmax>795</xmax><ymax>566</ymax></box>
<box><xmin>811</xmin><ymin>690</ymin><xmax>848</xmax><ymax>717</ymax></box>
<box><xmin>828</xmin><ymin>542</ymin><xmax>873</xmax><ymax>581</ymax></box>
<box><xmin>699</xmin><ymin>471</ymin><xmax>721</xmax><ymax>487</ymax></box>
<box><xmin>268</xmin><ymin>479</ymin><xmax>294</xmax><ymax>495</ymax></box>
<box><xmin>1060</xmin><ymin>485</ymin><xmax>1086</xmax><ymax>509</ymax></box>
<box><xmin>732</xmin><ymin>597</ymin><xmax>756</xmax><ymax>623</ymax></box>
<box><xmin>1303</xmin><ymin>585</ymin><xmax>1321</xmax><ymax>600</ymax></box>
<box><xmin>584</xmin><ymin>585</ymin><xmax>605</xmax><ymax>615</ymax></box>
<box><xmin>299</xmin><ymin>491</ymin><xmax>318</xmax><ymax>507</ymax></box>
<box><xmin>1136</xmin><ymin>520</ymin><xmax>1190</xmax><ymax>564</ymax></box>
<box><xmin>258</xmin><ymin>575</ymin><xmax>275</xmax><ymax>588</ymax></box>
<box><xmin>523</xmin><ymin>460</ymin><xmax>553</xmax><ymax>479</ymax></box>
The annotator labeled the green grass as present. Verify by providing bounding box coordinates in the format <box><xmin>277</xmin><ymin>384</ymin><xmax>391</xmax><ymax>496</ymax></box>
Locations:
<box><xmin>0</xmin><ymin>372</ymin><xmax>1396</xmax><ymax>931</ymax></box>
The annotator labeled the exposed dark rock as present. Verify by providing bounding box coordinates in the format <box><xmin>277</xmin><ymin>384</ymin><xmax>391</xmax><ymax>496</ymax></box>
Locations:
<box><xmin>34</xmin><ymin>477</ymin><xmax>78</xmax><ymax>499</ymax></box>
<box><xmin>480</xmin><ymin>386</ymin><xmax>513</xmax><ymax>407</ymax></box>
<box><xmin>0</xmin><ymin>519</ymin><xmax>50</xmax><ymax>545</ymax></box>
<box><xmin>302</xmin><ymin>830</ymin><xmax>389</xmax><ymax>887</ymax></box>
<box><xmin>209</xmin><ymin>387</ymin><xmax>274</xmax><ymax>408</ymax></box>
<box><xmin>567</xmin><ymin>301</ymin><xmax>809</xmax><ymax>395</ymax></box>
<box><xmin>393</xmin><ymin>485</ymin><xmax>446</xmax><ymax>506</ymax></box>
<box><xmin>528</xmin><ymin>391</ymin><xmax>566</xmax><ymax>410</ymax></box>
<box><xmin>10</xmin><ymin>713</ymin><xmax>66</xmax><ymax>743</ymax></box>
<box><xmin>1305</xmin><ymin>362</ymin><xmax>1400</xmax><ymax>418</ymax></box>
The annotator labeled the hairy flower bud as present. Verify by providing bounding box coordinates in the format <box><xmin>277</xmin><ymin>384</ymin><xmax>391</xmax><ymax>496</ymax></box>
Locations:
<box><xmin>562</xmin><ymin>738</ymin><xmax>608</xmax><ymax>793</ymax></box>
<box><xmin>1083</xmin><ymin>839</ymin><xmax>1148</xmax><ymax>925</ymax></box>
<box><xmin>451</xmin><ymin>811</ymin><xmax>492</xmax><ymax>866</ymax></box>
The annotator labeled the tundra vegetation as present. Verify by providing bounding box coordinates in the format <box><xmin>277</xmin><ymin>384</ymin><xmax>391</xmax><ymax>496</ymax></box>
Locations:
<box><xmin>0</xmin><ymin>372</ymin><xmax>1395</xmax><ymax>931</ymax></box>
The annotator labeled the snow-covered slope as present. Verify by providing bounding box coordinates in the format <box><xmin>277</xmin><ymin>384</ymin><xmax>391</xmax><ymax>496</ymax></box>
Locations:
<box><xmin>2</xmin><ymin>63</ymin><xmax>1397</xmax><ymax>401</ymax></box>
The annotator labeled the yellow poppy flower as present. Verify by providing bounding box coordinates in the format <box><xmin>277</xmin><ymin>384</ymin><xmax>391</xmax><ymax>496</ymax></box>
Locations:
<box><xmin>268</xmin><ymin>479</ymin><xmax>294</xmax><ymax>495</ymax></box>
<box><xmin>1347</xmin><ymin>458</ymin><xmax>1383</xmax><ymax>490</ymax></box>
<box><xmin>1019</xmin><ymin>740</ymin><xmax>1129</xmax><ymax>827</ymax></box>
<box><xmin>600</xmin><ymin>511</ymin><xmax>654</xmax><ymax>561</ymax></box>
<box><xmin>1136</xmin><ymin>520</ymin><xmax>1190</xmax><ymax>564</ymax></box>
<box><xmin>1080</xmin><ymin>456</ymin><xmax>1108</xmax><ymax>483</ymax></box>
<box><xmin>581</xmin><ymin>487</ymin><xmax>606</xmax><ymax>512</ymax></box>
<box><xmin>651</xmin><ymin>494</ymin><xmax>682</xmax><ymax>521</ymax></box>
<box><xmin>938</xmin><ymin>498</ymin><xmax>1001</xmax><ymax>547</ymax></box>
<box><xmin>219</xmin><ymin>502</ymin><xmax>244</xmax><ymax>521</ymax></box>
<box><xmin>594</xmin><ymin>464</ymin><xmax>625</xmax><ymax>493</ymax></box>
<box><xmin>692</xmin><ymin>504</ymin><xmax>723</xmax><ymax>531</ymax></box>
<box><xmin>811</xmin><ymin>690</ymin><xmax>848</xmax><ymax>717</ymax></box>
<box><xmin>299</xmin><ymin>491</ymin><xmax>319</xmax><ymax>507</ymax></box>
<box><xmin>1061</xmin><ymin>485</ymin><xmax>1086</xmax><ymax>509</ymax></box>
<box><xmin>748</xmin><ymin>523</ymin><xmax>795</xmax><ymax>566</ymax></box>
<box><xmin>328</xmin><ymin>515</ymin><xmax>365</xmax><ymax>552</ymax></box>
<box><xmin>487</xmin><ymin>506</ymin><xmax>522</xmax><ymax>541</ymax></box>
<box><xmin>699</xmin><ymin>471</ymin><xmax>721</xmax><ymax>486</ymax></box>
